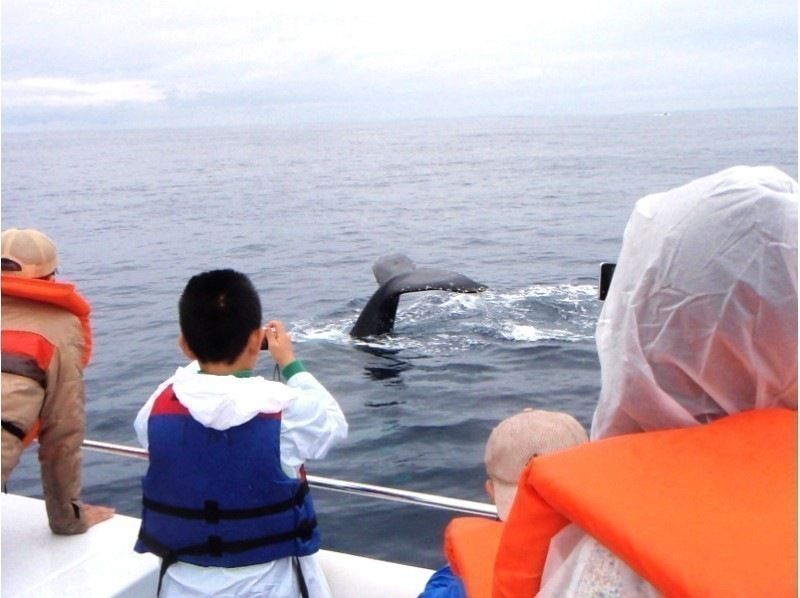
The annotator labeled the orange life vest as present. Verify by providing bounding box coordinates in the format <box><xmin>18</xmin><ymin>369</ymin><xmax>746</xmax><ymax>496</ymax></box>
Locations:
<box><xmin>444</xmin><ymin>490</ymin><xmax>570</xmax><ymax>597</ymax></box>
<box><xmin>1</xmin><ymin>274</ymin><xmax>92</xmax><ymax>366</ymax></box>
<box><xmin>491</xmin><ymin>408</ymin><xmax>797</xmax><ymax>597</ymax></box>
<box><xmin>2</xmin><ymin>274</ymin><xmax>93</xmax><ymax>446</ymax></box>
<box><xmin>444</xmin><ymin>517</ymin><xmax>504</xmax><ymax>598</ymax></box>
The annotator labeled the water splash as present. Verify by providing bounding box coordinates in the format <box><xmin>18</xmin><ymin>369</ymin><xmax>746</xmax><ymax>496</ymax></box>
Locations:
<box><xmin>290</xmin><ymin>283</ymin><xmax>600</xmax><ymax>352</ymax></box>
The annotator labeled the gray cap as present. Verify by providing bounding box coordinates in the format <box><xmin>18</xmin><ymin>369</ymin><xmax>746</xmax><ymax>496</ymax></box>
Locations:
<box><xmin>485</xmin><ymin>409</ymin><xmax>587</xmax><ymax>520</ymax></box>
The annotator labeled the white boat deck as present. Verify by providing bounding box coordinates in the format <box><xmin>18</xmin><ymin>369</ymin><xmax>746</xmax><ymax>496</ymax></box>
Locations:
<box><xmin>2</xmin><ymin>494</ymin><xmax>160</xmax><ymax>597</ymax></box>
<box><xmin>2</xmin><ymin>494</ymin><xmax>434</xmax><ymax>597</ymax></box>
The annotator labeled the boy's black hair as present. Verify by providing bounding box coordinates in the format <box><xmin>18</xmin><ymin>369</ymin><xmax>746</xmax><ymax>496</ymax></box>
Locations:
<box><xmin>179</xmin><ymin>269</ymin><xmax>262</xmax><ymax>364</ymax></box>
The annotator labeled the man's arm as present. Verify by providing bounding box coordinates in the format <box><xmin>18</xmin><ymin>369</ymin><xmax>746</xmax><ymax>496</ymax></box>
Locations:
<box><xmin>38</xmin><ymin>344</ymin><xmax>89</xmax><ymax>534</ymax></box>
<box><xmin>38</xmin><ymin>318</ymin><xmax>113</xmax><ymax>534</ymax></box>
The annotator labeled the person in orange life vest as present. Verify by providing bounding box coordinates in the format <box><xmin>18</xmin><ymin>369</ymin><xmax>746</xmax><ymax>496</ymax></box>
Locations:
<box><xmin>1</xmin><ymin>228</ymin><xmax>115</xmax><ymax>534</ymax></box>
<box><xmin>134</xmin><ymin>269</ymin><xmax>348</xmax><ymax>597</ymax></box>
<box><xmin>517</xmin><ymin>166</ymin><xmax>798</xmax><ymax>596</ymax></box>
<box><xmin>418</xmin><ymin>410</ymin><xmax>587</xmax><ymax>597</ymax></box>
<box><xmin>485</xmin><ymin>410</ymin><xmax>588</xmax><ymax>522</ymax></box>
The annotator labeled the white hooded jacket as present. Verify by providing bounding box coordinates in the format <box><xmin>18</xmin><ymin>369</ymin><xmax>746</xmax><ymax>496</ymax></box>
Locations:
<box><xmin>537</xmin><ymin>166</ymin><xmax>798</xmax><ymax>597</ymax></box>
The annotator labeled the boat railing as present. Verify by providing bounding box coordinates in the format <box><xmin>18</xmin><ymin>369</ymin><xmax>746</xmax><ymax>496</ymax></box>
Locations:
<box><xmin>82</xmin><ymin>439</ymin><xmax>498</xmax><ymax>518</ymax></box>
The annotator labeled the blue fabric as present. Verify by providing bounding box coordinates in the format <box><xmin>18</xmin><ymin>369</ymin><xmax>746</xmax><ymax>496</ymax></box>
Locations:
<box><xmin>135</xmin><ymin>387</ymin><xmax>319</xmax><ymax>567</ymax></box>
<box><xmin>418</xmin><ymin>565</ymin><xmax>467</xmax><ymax>598</ymax></box>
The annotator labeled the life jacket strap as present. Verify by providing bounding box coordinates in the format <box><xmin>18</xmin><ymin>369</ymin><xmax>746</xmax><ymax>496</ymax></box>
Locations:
<box><xmin>146</xmin><ymin>519</ymin><xmax>317</xmax><ymax>597</ymax></box>
<box><xmin>156</xmin><ymin>553</ymin><xmax>177</xmax><ymax>597</ymax></box>
<box><xmin>138</xmin><ymin>516</ymin><xmax>317</xmax><ymax>560</ymax></box>
<box><xmin>1</xmin><ymin>352</ymin><xmax>47</xmax><ymax>387</ymax></box>
<box><xmin>1</xmin><ymin>420</ymin><xmax>27</xmax><ymax>442</ymax></box>
<box><xmin>142</xmin><ymin>482</ymin><xmax>310</xmax><ymax>523</ymax></box>
<box><xmin>293</xmin><ymin>555</ymin><xmax>310</xmax><ymax>598</ymax></box>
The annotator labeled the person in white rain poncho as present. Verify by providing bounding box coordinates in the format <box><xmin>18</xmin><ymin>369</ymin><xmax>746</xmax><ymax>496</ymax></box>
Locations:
<box><xmin>536</xmin><ymin>165</ymin><xmax>798</xmax><ymax>597</ymax></box>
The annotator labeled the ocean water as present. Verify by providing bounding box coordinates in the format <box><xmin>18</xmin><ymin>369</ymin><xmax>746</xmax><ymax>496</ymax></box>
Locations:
<box><xmin>2</xmin><ymin>109</ymin><xmax>797</xmax><ymax>569</ymax></box>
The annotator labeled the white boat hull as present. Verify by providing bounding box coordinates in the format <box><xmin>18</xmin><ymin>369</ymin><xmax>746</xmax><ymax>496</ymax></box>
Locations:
<box><xmin>1</xmin><ymin>494</ymin><xmax>434</xmax><ymax>597</ymax></box>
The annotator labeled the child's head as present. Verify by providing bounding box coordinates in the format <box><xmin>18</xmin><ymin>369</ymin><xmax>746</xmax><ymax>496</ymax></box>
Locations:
<box><xmin>179</xmin><ymin>269</ymin><xmax>262</xmax><ymax>365</ymax></box>
<box><xmin>484</xmin><ymin>409</ymin><xmax>587</xmax><ymax>521</ymax></box>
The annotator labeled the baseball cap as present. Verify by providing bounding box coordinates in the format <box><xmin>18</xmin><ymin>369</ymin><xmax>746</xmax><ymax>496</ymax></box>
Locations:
<box><xmin>485</xmin><ymin>409</ymin><xmax>588</xmax><ymax>520</ymax></box>
<box><xmin>1</xmin><ymin>228</ymin><xmax>59</xmax><ymax>279</ymax></box>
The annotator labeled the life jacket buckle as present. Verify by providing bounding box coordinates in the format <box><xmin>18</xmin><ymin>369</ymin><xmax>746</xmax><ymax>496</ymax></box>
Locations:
<box><xmin>297</xmin><ymin>519</ymin><xmax>314</xmax><ymax>542</ymax></box>
<box><xmin>207</xmin><ymin>535</ymin><xmax>223</xmax><ymax>557</ymax></box>
<box><xmin>204</xmin><ymin>500</ymin><xmax>220</xmax><ymax>524</ymax></box>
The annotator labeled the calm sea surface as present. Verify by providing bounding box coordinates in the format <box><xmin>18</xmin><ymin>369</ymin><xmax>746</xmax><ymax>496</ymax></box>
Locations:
<box><xmin>2</xmin><ymin>109</ymin><xmax>797</xmax><ymax>568</ymax></box>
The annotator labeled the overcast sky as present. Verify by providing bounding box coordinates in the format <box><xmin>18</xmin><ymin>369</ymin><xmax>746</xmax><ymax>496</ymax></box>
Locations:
<box><xmin>2</xmin><ymin>0</ymin><xmax>796</xmax><ymax>130</ymax></box>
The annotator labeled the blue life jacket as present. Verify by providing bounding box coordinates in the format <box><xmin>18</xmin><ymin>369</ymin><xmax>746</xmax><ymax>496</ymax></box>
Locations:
<box><xmin>134</xmin><ymin>384</ymin><xmax>320</xmax><ymax>568</ymax></box>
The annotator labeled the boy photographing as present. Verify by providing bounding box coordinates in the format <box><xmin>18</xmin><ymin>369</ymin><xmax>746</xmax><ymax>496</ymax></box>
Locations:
<box><xmin>134</xmin><ymin>269</ymin><xmax>347</xmax><ymax>597</ymax></box>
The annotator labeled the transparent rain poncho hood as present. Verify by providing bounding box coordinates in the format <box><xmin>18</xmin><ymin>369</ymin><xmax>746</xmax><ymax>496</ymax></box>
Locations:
<box><xmin>538</xmin><ymin>166</ymin><xmax>797</xmax><ymax>597</ymax></box>
<box><xmin>592</xmin><ymin>165</ymin><xmax>798</xmax><ymax>439</ymax></box>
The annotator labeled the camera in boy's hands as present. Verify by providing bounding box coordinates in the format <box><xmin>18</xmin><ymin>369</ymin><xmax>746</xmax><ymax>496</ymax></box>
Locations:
<box><xmin>261</xmin><ymin>321</ymin><xmax>296</xmax><ymax>369</ymax></box>
<box><xmin>260</xmin><ymin>325</ymin><xmax>278</xmax><ymax>351</ymax></box>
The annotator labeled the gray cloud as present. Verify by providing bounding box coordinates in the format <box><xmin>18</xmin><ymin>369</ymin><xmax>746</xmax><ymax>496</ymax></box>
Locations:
<box><xmin>2</xmin><ymin>0</ymin><xmax>796</xmax><ymax>130</ymax></box>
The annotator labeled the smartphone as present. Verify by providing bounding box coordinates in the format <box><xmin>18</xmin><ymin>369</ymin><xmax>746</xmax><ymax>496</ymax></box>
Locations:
<box><xmin>599</xmin><ymin>263</ymin><xmax>616</xmax><ymax>300</ymax></box>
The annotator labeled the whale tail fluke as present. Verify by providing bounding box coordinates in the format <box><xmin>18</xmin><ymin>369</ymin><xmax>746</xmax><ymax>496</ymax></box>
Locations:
<box><xmin>350</xmin><ymin>254</ymin><xmax>487</xmax><ymax>338</ymax></box>
<box><xmin>372</xmin><ymin>253</ymin><xmax>416</xmax><ymax>285</ymax></box>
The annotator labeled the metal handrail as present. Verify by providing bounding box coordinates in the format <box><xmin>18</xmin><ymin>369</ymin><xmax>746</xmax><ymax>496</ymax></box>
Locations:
<box><xmin>82</xmin><ymin>439</ymin><xmax>498</xmax><ymax>518</ymax></box>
